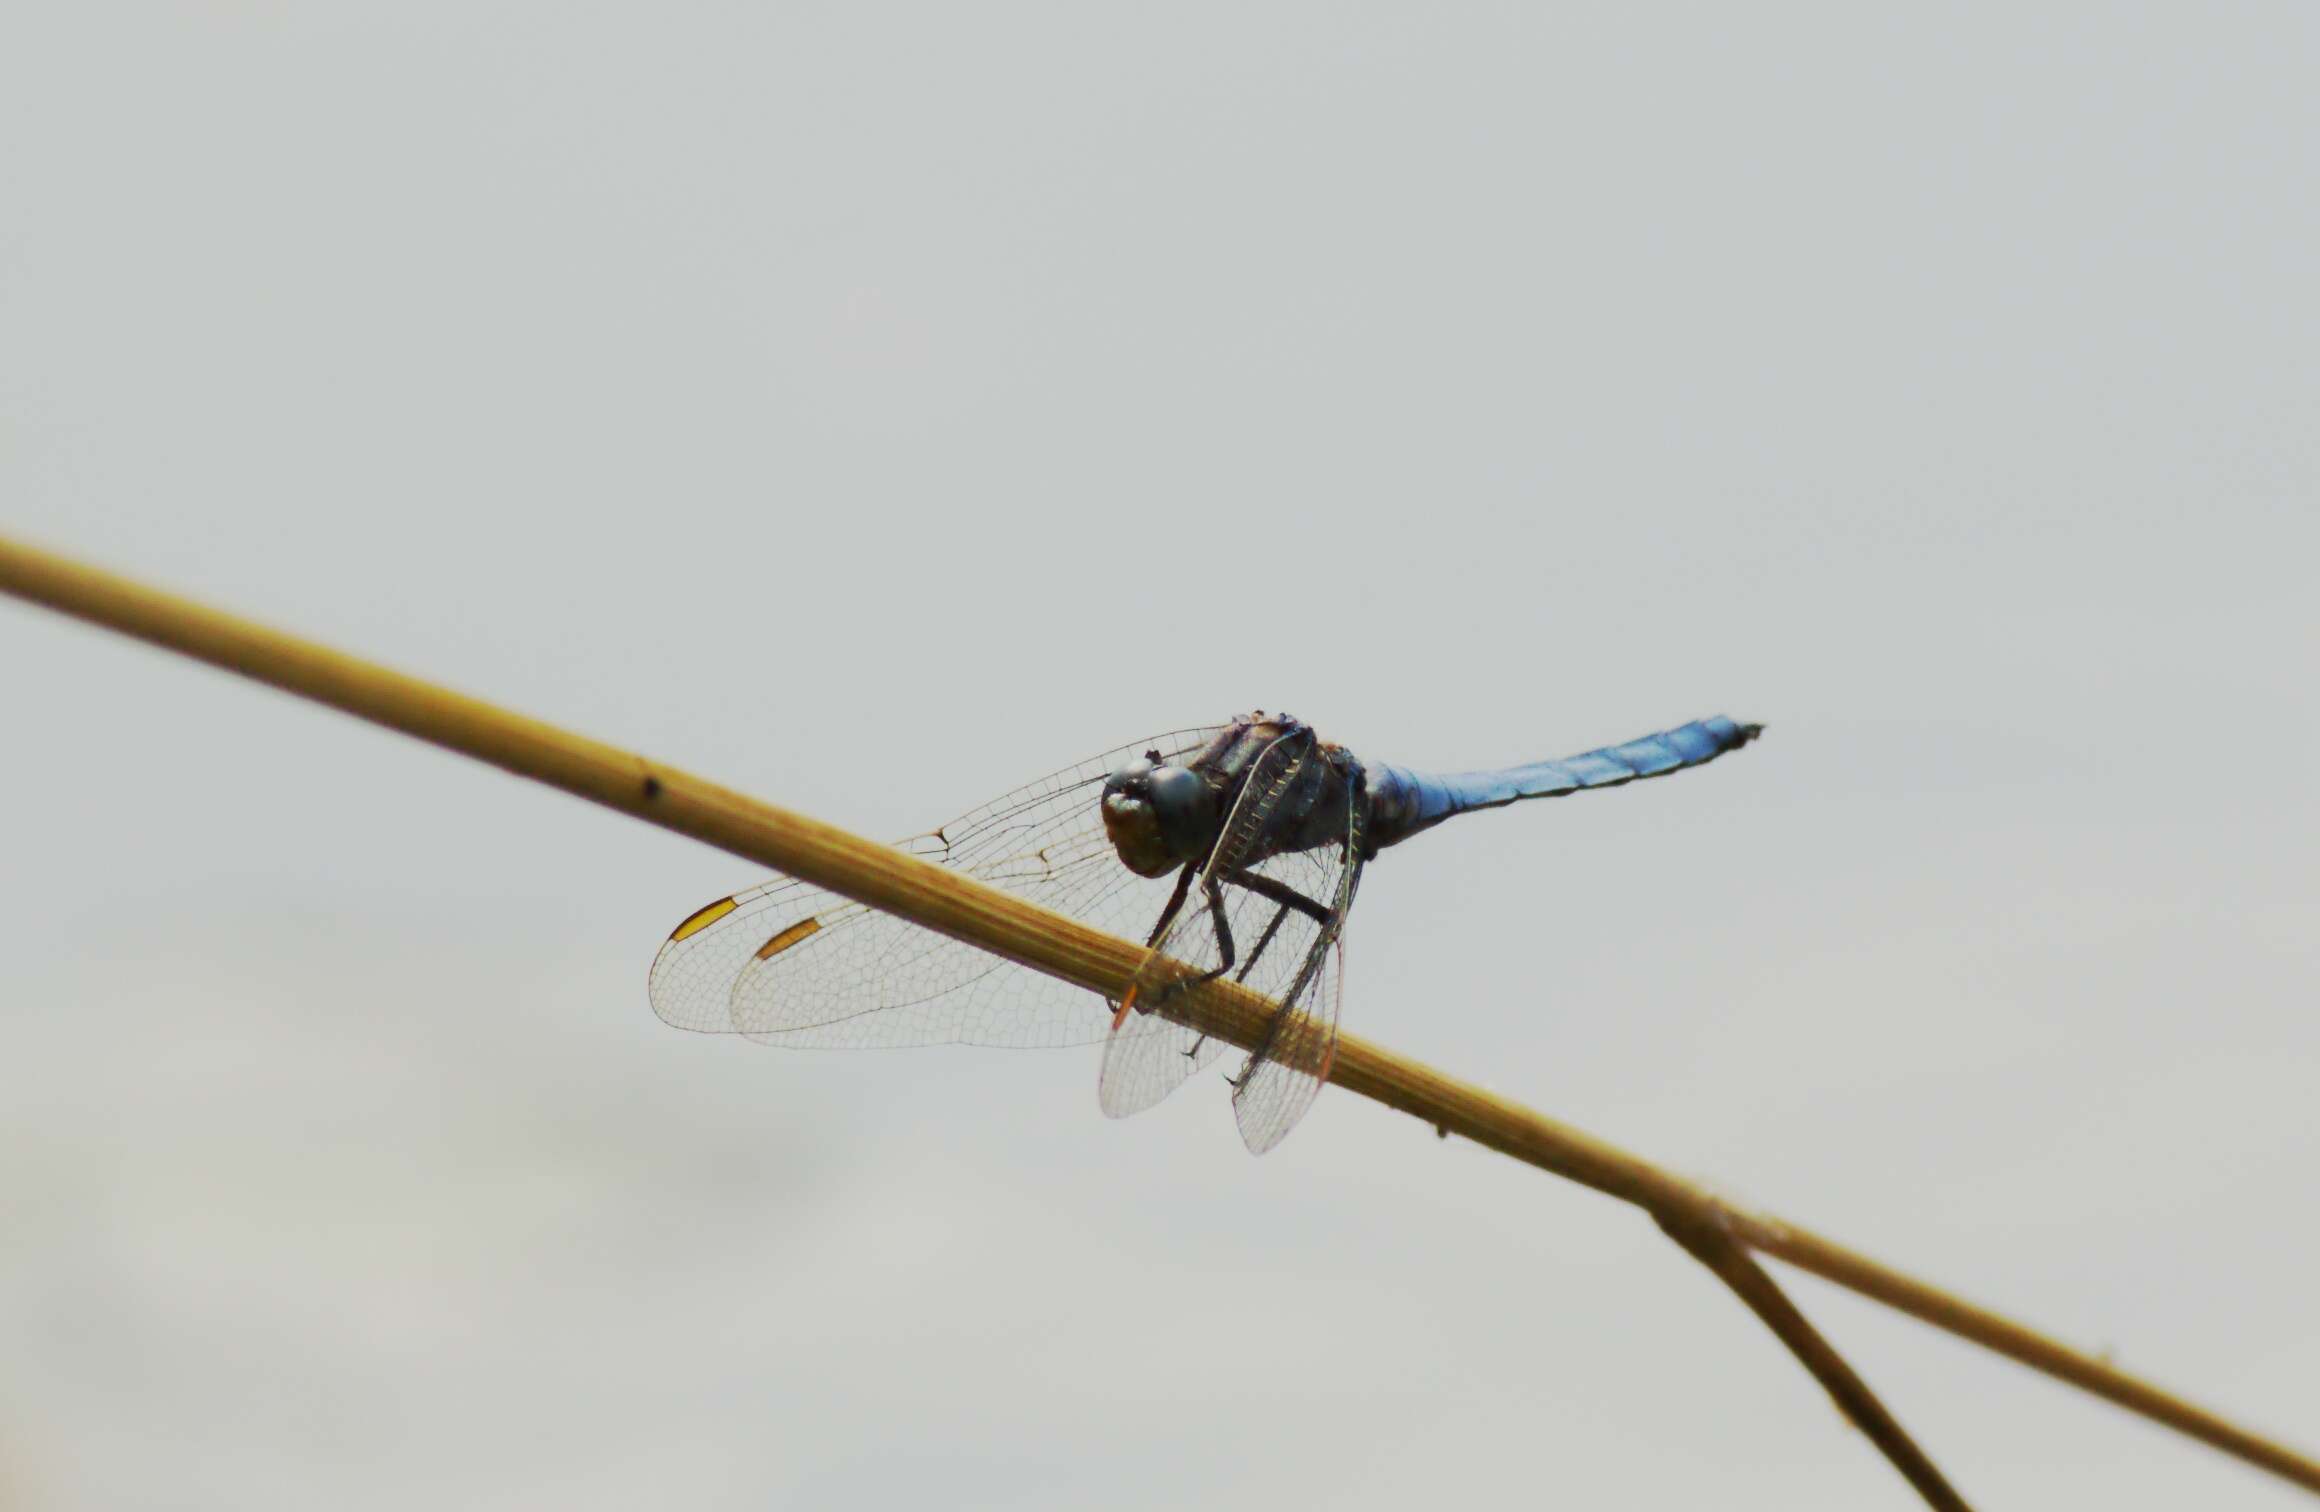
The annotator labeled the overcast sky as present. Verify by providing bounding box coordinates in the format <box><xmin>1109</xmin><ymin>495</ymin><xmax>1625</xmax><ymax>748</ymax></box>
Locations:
<box><xmin>3</xmin><ymin>4</ymin><xmax>2315</xmax><ymax>1507</ymax></box>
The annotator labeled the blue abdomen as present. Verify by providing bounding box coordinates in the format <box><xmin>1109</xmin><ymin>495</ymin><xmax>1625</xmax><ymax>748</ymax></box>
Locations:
<box><xmin>1365</xmin><ymin>715</ymin><xmax>1761</xmax><ymax>850</ymax></box>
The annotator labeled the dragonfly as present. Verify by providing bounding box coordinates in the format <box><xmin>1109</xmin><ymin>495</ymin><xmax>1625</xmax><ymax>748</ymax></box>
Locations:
<box><xmin>649</xmin><ymin>711</ymin><xmax>1761</xmax><ymax>1153</ymax></box>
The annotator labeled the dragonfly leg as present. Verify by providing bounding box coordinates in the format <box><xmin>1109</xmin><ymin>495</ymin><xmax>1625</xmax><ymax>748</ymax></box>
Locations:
<box><xmin>1222</xmin><ymin>867</ymin><xmax>1336</xmax><ymax>928</ymax></box>
<box><xmin>1138</xmin><ymin>876</ymin><xmax>1238</xmax><ymax>1012</ymax></box>
<box><xmin>1191</xmin><ymin>900</ymin><xmax>1293</xmax><ymax>1069</ymax></box>
<box><xmin>1114</xmin><ymin>864</ymin><xmax>1201</xmax><ymax>1028</ymax></box>
<box><xmin>1158</xmin><ymin>869</ymin><xmax>1339</xmax><ymax>1077</ymax></box>
<box><xmin>1234</xmin><ymin>903</ymin><xmax>1293</xmax><ymax>985</ymax></box>
<box><xmin>1142</xmin><ymin>863</ymin><xmax>1198</xmax><ymax>949</ymax></box>
<box><xmin>1216</xmin><ymin>871</ymin><xmax>1341</xmax><ymax>1084</ymax></box>
<box><xmin>1204</xmin><ymin>877</ymin><xmax>1237</xmax><ymax>977</ymax></box>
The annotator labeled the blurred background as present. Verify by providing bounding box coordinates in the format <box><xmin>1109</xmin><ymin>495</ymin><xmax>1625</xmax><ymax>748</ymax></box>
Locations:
<box><xmin>3</xmin><ymin>4</ymin><xmax>2315</xmax><ymax>1506</ymax></box>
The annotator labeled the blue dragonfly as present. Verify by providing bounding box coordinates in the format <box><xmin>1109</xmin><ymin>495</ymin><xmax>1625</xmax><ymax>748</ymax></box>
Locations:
<box><xmin>650</xmin><ymin>713</ymin><xmax>1760</xmax><ymax>1153</ymax></box>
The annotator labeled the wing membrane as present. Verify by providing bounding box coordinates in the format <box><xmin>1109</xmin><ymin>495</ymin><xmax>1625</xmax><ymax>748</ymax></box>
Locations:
<box><xmin>648</xmin><ymin>727</ymin><xmax>1226</xmax><ymax>1050</ymax></box>
<box><xmin>1230</xmin><ymin>789</ymin><xmax>1364</xmax><ymax>1153</ymax></box>
<box><xmin>1098</xmin><ymin>732</ymin><xmax>1313</xmax><ymax>1119</ymax></box>
<box><xmin>1099</xmin><ymin>732</ymin><xmax>1366</xmax><ymax>1152</ymax></box>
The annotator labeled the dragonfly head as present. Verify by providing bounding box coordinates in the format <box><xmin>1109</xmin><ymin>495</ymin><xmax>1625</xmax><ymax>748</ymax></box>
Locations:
<box><xmin>1101</xmin><ymin>756</ymin><xmax>1218</xmax><ymax>878</ymax></box>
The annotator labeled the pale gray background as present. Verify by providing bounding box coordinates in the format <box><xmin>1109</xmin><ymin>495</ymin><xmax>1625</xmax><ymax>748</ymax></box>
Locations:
<box><xmin>3</xmin><ymin>4</ymin><xmax>2315</xmax><ymax>1507</ymax></box>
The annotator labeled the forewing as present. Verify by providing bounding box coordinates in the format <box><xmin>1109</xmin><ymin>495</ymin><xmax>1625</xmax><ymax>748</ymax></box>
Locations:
<box><xmin>1099</xmin><ymin>732</ymin><xmax>1314</xmax><ymax>1119</ymax></box>
<box><xmin>647</xmin><ymin>727</ymin><xmax>1226</xmax><ymax>1049</ymax></box>
<box><xmin>1229</xmin><ymin>784</ymin><xmax>1365</xmax><ymax>1153</ymax></box>
<box><xmin>1230</xmin><ymin>927</ymin><xmax>1347</xmax><ymax>1154</ymax></box>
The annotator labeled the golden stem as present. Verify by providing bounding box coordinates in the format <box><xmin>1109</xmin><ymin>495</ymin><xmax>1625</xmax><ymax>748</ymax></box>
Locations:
<box><xmin>6</xmin><ymin>531</ymin><xmax>2315</xmax><ymax>1505</ymax></box>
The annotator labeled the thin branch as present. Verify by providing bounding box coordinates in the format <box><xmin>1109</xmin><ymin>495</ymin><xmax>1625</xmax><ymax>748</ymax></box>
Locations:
<box><xmin>1659</xmin><ymin>1208</ymin><xmax>1968</xmax><ymax>1511</ymax></box>
<box><xmin>4</xmin><ymin>532</ymin><xmax>2315</xmax><ymax>1502</ymax></box>
<box><xmin>1728</xmin><ymin>1213</ymin><xmax>2320</xmax><ymax>1494</ymax></box>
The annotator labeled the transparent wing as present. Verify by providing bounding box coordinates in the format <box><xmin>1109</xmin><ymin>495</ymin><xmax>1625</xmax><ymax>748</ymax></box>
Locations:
<box><xmin>647</xmin><ymin>726</ymin><xmax>1228</xmax><ymax>1049</ymax></box>
<box><xmin>1099</xmin><ymin>734</ymin><xmax>1366</xmax><ymax>1153</ymax></box>
<box><xmin>1229</xmin><ymin>793</ymin><xmax>1364</xmax><ymax>1153</ymax></box>
<box><xmin>1098</xmin><ymin>732</ymin><xmax>1313</xmax><ymax>1119</ymax></box>
<box><xmin>1231</xmin><ymin>936</ymin><xmax>1345</xmax><ymax>1153</ymax></box>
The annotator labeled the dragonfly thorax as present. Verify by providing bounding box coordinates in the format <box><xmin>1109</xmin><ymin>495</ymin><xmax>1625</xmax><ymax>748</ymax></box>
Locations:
<box><xmin>1100</xmin><ymin>756</ymin><xmax>1220</xmax><ymax>878</ymax></box>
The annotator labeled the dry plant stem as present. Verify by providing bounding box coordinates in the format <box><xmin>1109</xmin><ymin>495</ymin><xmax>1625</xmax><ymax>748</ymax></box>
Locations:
<box><xmin>4</xmin><ymin>533</ymin><xmax>2316</xmax><ymax>1503</ymax></box>
<box><xmin>1659</xmin><ymin>1212</ymin><xmax>1969</xmax><ymax>1512</ymax></box>
<box><xmin>1732</xmin><ymin>1216</ymin><xmax>2320</xmax><ymax>1494</ymax></box>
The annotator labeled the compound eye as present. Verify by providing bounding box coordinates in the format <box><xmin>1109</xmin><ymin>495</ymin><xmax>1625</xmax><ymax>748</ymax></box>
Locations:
<box><xmin>1104</xmin><ymin>757</ymin><xmax>1156</xmax><ymax>798</ymax></box>
<box><xmin>1144</xmin><ymin>764</ymin><xmax>1211</xmax><ymax>832</ymax></box>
